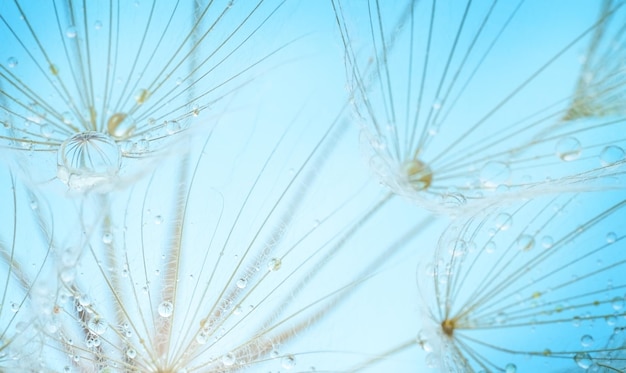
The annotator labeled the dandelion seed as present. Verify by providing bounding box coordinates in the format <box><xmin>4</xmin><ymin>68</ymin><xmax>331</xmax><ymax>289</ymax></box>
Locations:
<box><xmin>333</xmin><ymin>0</ymin><xmax>626</xmax><ymax>214</ymax></box>
<box><xmin>418</xmin><ymin>190</ymin><xmax>626</xmax><ymax>371</ymax></box>
<box><xmin>0</xmin><ymin>0</ymin><xmax>288</xmax><ymax>190</ymax></box>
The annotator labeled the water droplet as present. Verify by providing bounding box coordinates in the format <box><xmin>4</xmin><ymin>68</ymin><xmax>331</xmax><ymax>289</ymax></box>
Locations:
<box><xmin>606</xmin><ymin>232</ymin><xmax>617</xmax><ymax>244</ymax></box>
<box><xmin>126</xmin><ymin>348</ymin><xmax>136</xmax><ymax>359</ymax></box>
<box><xmin>94</xmin><ymin>21</ymin><xmax>102</xmax><ymax>30</ymax></box>
<box><xmin>516</xmin><ymin>234</ymin><xmax>535</xmax><ymax>251</ymax></box>
<box><xmin>39</xmin><ymin>123</ymin><xmax>53</xmax><ymax>138</ymax></box>
<box><xmin>196</xmin><ymin>330</ymin><xmax>208</xmax><ymax>344</ymax></box>
<box><xmin>158</xmin><ymin>301</ymin><xmax>173</xmax><ymax>317</ymax></box>
<box><xmin>485</xmin><ymin>241</ymin><xmax>496</xmax><ymax>254</ymax></box>
<box><xmin>154</xmin><ymin>215</ymin><xmax>163</xmax><ymax>225</ymax></box>
<box><xmin>281</xmin><ymin>354</ymin><xmax>296</xmax><ymax>369</ymax></box>
<box><xmin>505</xmin><ymin>363</ymin><xmax>516</xmax><ymax>373</ymax></box>
<box><xmin>102</xmin><ymin>232</ymin><xmax>113</xmax><ymax>244</ymax></box>
<box><xmin>479</xmin><ymin>161</ymin><xmax>510</xmax><ymax>188</ymax></box>
<box><xmin>11</xmin><ymin>302</ymin><xmax>19</xmax><ymax>312</ymax></box>
<box><xmin>107</xmin><ymin>113</ymin><xmax>135</xmax><ymax>140</ymax></box>
<box><xmin>87</xmin><ymin>317</ymin><xmax>108</xmax><ymax>335</ymax></box>
<box><xmin>268</xmin><ymin>258</ymin><xmax>281</xmax><ymax>272</ymax></box>
<box><xmin>236</xmin><ymin>278</ymin><xmax>247</xmax><ymax>289</ymax></box>
<box><xmin>135</xmin><ymin>89</ymin><xmax>150</xmax><ymax>105</ymax></box>
<box><xmin>612</xmin><ymin>297</ymin><xmax>623</xmax><ymax>311</ymax></box>
<box><xmin>574</xmin><ymin>352</ymin><xmax>592</xmax><ymax>369</ymax></box>
<box><xmin>555</xmin><ymin>137</ymin><xmax>582</xmax><ymax>161</ymax></box>
<box><xmin>495</xmin><ymin>213</ymin><xmax>512</xmax><ymax>231</ymax></box>
<box><xmin>30</xmin><ymin>200</ymin><xmax>38</xmax><ymax>210</ymax></box>
<box><xmin>222</xmin><ymin>352</ymin><xmax>235</xmax><ymax>366</ymax></box>
<box><xmin>600</xmin><ymin>145</ymin><xmax>624</xmax><ymax>166</ymax></box>
<box><xmin>166</xmin><ymin>120</ymin><xmax>182</xmax><ymax>134</ymax></box>
<box><xmin>6</xmin><ymin>57</ymin><xmax>17</xmax><ymax>68</ymax></box>
<box><xmin>403</xmin><ymin>159</ymin><xmax>433</xmax><ymax>191</ymax></box>
<box><xmin>66</xmin><ymin>26</ymin><xmax>77</xmax><ymax>38</ymax></box>
<box><xmin>57</xmin><ymin>132</ymin><xmax>121</xmax><ymax>189</ymax></box>
<box><xmin>541</xmin><ymin>236</ymin><xmax>554</xmax><ymax>249</ymax></box>
<box><xmin>581</xmin><ymin>334</ymin><xmax>594</xmax><ymax>347</ymax></box>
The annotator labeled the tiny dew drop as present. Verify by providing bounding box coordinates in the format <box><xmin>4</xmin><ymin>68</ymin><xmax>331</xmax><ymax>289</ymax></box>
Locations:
<box><xmin>158</xmin><ymin>301</ymin><xmax>174</xmax><ymax>318</ymax></box>
<box><xmin>268</xmin><ymin>258</ymin><xmax>281</xmax><ymax>272</ymax></box>
<box><xmin>581</xmin><ymin>334</ymin><xmax>594</xmax><ymax>347</ymax></box>
<box><xmin>7</xmin><ymin>57</ymin><xmax>18</xmax><ymax>68</ymax></box>
<box><xmin>516</xmin><ymin>234</ymin><xmax>535</xmax><ymax>251</ymax></box>
<box><xmin>236</xmin><ymin>278</ymin><xmax>247</xmax><ymax>289</ymax></box>
<box><xmin>479</xmin><ymin>161</ymin><xmax>510</xmax><ymax>188</ymax></box>
<box><xmin>574</xmin><ymin>352</ymin><xmax>593</xmax><ymax>369</ymax></box>
<box><xmin>126</xmin><ymin>348</ymin><xmax>136</xmax><ymax>359</ymax></box>
<box><xmin>222</xmin><ymin>352</ymin><xmax>235</xmax><ymax>366</ymax></box>
<box><xmin>102</xmin><ymin>232</ymin><xmax>113</xmax><ymax>244</ymax></box>
<box><xmin>504</xmin><ymin>363</ymin><xmax>516</xmax><ymax>373</ymax></box>
<box><xmin>495</xmin><ymin>213</ymin><xmax>512</xmax><ymax>231</ymax></box>
<box><xmin>555</xmin><ymin>137</ymin><xmax>582</xmax><ymax>161</ymax></box>
<box><xmin>599</xmin><ymin>145</ymin><xmax>625</xmax><ymax>166</ymax></box>
<box><xmin>154</xmin><ymin>215</ymin><xmax>163</xmax><ymax>225</ymax></box>
<box><xmin>606</xmin><ymin>232</ymin><xmax>617</xmax><ymax>244</ymax></box>
<box><xmin>195</xmin><ymin>330</ymin><xmax>208</xmax><ymax>345</ymax></box>
<box><xmin>541</xmin><ymin>235</ymin><xmax>554</xmax><ymax>249</ymax></box>
<box><xmin>87</xmin><ymin>317</ymin><xmax>108</xmax><ymax>335</ymax></box>
<box><xmin>66</xmin><ymin>26</ymin><xmax>77</xmax><ymax>38</ymax></box>
<box><xmin>166</xmin><ymin>120</ymin><xmax>182</xmax><ymax>134</ymax></box>
<box><xmin>281</xmin><ymin>354</ymin><xmax>296</xmax><ymax>369</ymax></box>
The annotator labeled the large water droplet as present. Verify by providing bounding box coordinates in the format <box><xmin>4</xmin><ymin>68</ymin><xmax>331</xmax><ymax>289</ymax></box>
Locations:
<box><xmin>57</xmin><ymin>131</ymin><xmax>121</xmax><ymax>189</ymax></box>
<box><xmin>555</xmin><ymin>137</ymin><xmax>582</xmax><ymax>161</ymax></box>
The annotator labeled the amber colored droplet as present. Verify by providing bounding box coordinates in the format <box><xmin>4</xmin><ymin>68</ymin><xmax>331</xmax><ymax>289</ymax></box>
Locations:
<box><xmin>532</xmin><ymin>292</ymin><xmax>541</xmax><ymax>299</ymax></box>
<box><xmin>49</xmin><ymin>64</ymin><xmax>59</xmax><ymax>75</ymax></box>
<box><xmin>404</xmin><ymin>159</ymin><xmax>433</xmax><ymax>190</ymax></box>
<box><xmin>135</xmin><ymin>89</ymin><xmax>150</xmax><ymax>105</ymax></box>
<box><xmin>441</xmin><ymin>319</ymin><xmax>455</xmax><ymax>337</ymax></box>
<box><xmin>107</xmin><ymin>113</ymin><xmax>136</xmax><ymax>140</ymax></box>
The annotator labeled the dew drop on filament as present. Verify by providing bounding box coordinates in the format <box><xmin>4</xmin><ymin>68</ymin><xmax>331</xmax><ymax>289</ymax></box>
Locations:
<box><xmin>57</xmin><ymin>131</ymin><xmax>121</xmax><ymax>189</ymax></box>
